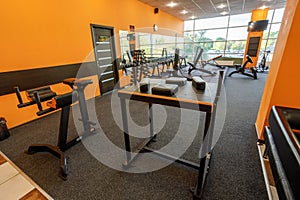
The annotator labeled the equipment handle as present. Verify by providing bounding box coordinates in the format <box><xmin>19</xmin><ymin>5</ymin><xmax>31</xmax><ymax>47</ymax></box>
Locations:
<box><xmin>14</xmin><ymin>87</ymin><xmax>23</xmax><ymax>104</ymax></box>
<box><xmin>33</xmin><ymin>92</ymin><xmax>43</xmax><ymax>111</ymax></box>
<box><xmin>36</xmin><ymin>108</ymin><xmax>54</xmax><ymax>116</ymax></box>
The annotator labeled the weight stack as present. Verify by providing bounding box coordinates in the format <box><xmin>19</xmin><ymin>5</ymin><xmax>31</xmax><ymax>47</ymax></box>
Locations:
<box><xmin>0</xmin><ymin>117</ymin><xmax>10</xmax><ymax>141</ymax></box>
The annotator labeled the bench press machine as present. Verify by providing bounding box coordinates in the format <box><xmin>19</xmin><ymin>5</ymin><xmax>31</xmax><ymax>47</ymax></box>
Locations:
<box><xmin>14</xmin><ymin>78</ymin><xmax>94</xmax><ymax>180</ymax></box>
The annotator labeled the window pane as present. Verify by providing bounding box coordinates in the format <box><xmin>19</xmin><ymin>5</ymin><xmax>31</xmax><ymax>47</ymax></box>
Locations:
<box><xmin>119</xmin><ymin>30</ymin><xmax>129</xmax><ymax>56</ymax></box>
<box><xmin>260</xmin><ymin>39</ymin><xmax>267</xmax><ymax>52</ymax></box>
<box><xmin>194</xmin><ymin>29</ymin><xmax>227</xmax><ymax>42</ymax></box>
<box><xmin>263</xmin><ymin>24</ymin><xmax>271</xmax><ymax>39</ymax></box>
<box><xmin>227</xmin><ymin>27</ymin><xmax>248</xmax><ymax>40</ymax></box>
<box><xmin>139</xmin><ymin>35</ymin><xmax>151</xmax><ymax>45</ymax></box>
<box><xmin>119</xmin><ymin>30</ymin><xmax>128</xmax><ymax>37</ymax></box>
<box><xmin>184</xmin><ymin>20</ymin><xmax>194</xmax><ymax>31</ymax></box>
<box><xmin>198</xmin><ymin>42</ymin><xmax>224</xmax><ymax>60</ymax></box>
<box><xmin>195</xmin><ymin>16</ymin><xmax>229</xmax><ymax>30</ymax></box>
<box><xmin>176</xmin><ymin>43</ymin><xmax>184</xmax><ymax>53</ymax></box>
<box><xmin>229</xmin><ymin>13</ymin><xmax>251</xmax><ymax>27</ymax></box>
<box><xmin>273</xmin><ymin>8</ymin><xmax>285</xmax><ymax>23</ymax></box>
<box><xmin>266</xmin><ymin>10</ymin><xmax>275</xmax><ymax>21</ymax></box>
<box><xmin>192</xmin><ymin>41</ymin><xmax>225</xmax><ymax>57</ymax></box>
<box><xmin>266</xmin><ymin>39</ymin><xmax>277</xmax><ymax>62</ymax></box>
<box><xmin>138</xmin><ymin>32</ymin><xmax>148</xmax><ymax>36</ymax></box>
<box><xmin>152</xmin><ymin>44</ymin><xmax>174</xmax><ymax>56</ymax></box>
<box><xmin>139</xmin><ymin>45</ymin><xmax>151</xmax><ymax>55</ymax></box>
<box><xmin>225</xmin><ymin>53</ymin><xmax>244</xmax><ymax>58</ymax></box>
<box><xmin>177</xmin><ymin>36</ymin><xmax>184</xmax><ymax>44</ymax></box>
<box><xmin>184</xmin><ymin>31</ymin><xmax>194</xmax><ymax>42</ymax></box>
<box><xmin>184</xmin><ymin>43</ymin><xmax>194</xmax><ymax>58</ymax></box>
<box><xmin>226</xmin><ymin>40</ymin><xmax>246</xmax><ymax>54</ymax></box>
<box><xmin>163</xmin><ymin>35</ymin><xmax>176</xmax><ymax>44</ymax></box>
<box><xmin>269</xmin><ymin>23</ymin><xmax>281</xmax><ymax>38</ymax></box>
<box><xmin>266</xmin><ymin>38</ymin><xmax>277</xmax><ymax>52</ymax></box>
<box><xmin>152</xmin><ymin>34</ymin><xmax>165</xmax><ymax>44</ymax></box>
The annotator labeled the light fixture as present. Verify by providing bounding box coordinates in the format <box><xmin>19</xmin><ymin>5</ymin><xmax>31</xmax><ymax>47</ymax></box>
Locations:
<box><xmin>220</xmin><ymin>11</ymin><xmax>229</xmax><ymax>15</ymax></box>
<box><xmin>258</xmin><ymin>5</ymin><xmax>268</xmax><ymax>9</ymax></box>
<box><xmin>190</xmin><ymin>15</ymin><xmax>195</xmax><ymax>19</ymax></box>
<box><xmin>167</xmin><ymin>1</ymin><xmax>178</xmax><ymax>7</ymax></box>
<box><xmin>153</xmin><ymin>24</ymin><xmax>158</xmax><ymax>32</ymax></box>
<box><xmin>217</xmin><ymin>3</ymin><xmax>227</xmax><ymax>9</ymax></box>
<box><xmin>181</xmin><ymin>10</ymin><xmax>188</xmax><ymax>15</ymax></box>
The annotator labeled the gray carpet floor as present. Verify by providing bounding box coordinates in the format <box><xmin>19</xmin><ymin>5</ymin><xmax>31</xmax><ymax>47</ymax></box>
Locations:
<box><xmin>0</xmin><ymin>68</ymin><xmax>268</xmax><ymax>200</ymax></box>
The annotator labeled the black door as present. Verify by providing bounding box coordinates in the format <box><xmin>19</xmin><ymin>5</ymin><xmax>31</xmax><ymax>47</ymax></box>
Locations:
<box><xmin>91</xmin><ymin>24</ymin><xmax>119</xmax><ymax>95</ymax></box>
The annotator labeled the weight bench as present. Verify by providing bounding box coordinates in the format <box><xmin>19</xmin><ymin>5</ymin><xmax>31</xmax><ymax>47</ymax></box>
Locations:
<box><xmin>14</xmin><ymin>78</ymin><xmax>94</xmax><ymax>180</ymax></box>
<box><xmin>200</xmin><ymin>54</ymin><xmax>224</xmax><ymax>69</ymax></box>
<box><xmin>166</xmin><ymin>48</ymin><xmax>193</xmax><ymax>81</ymax></box>
<box><xmin>188</xmin><ymin>47</ymin><xmax>217</xmax><ymax>75</ymax></box>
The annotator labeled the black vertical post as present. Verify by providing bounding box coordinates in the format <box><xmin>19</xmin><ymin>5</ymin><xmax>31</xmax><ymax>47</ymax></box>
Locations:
<box><xmin>120</xmin><ymin>98</ymin><xmax>131</xmax><ymax>163</ymax></box>
<box><xmin>149</xmin><ymin>103</ymin><xmax>154</xmax><ymax>137</ymax></box>
<box><xmin>203</xmin><ymin>112</ymin><xmax>212</xmax><ymax>139</ymax></box>
<box><xmin>58</xmin><ymin>106</ymin><xmax>71</xmax><ymax>150</ymax></box>
<box><xmin>193</xmin><ymin>156</ymin><xmax>207</xmax><ymax>199</ymax></box>
<box><xmin>193</xmin><ymin>111</ymin><xmax>212</xmax><ymax>199</ymax></box>
<box><xmin>77</xmin><ymin>87</ymin><xmax>91</xmax><ymax>133</ymax></box>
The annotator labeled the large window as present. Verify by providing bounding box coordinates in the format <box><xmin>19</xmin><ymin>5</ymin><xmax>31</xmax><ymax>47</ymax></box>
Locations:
<box><xmin>119</xmin><ymin>30</ymin><xmax>179</xmax><ymax>58</ymax></box>
<box><xmin>183</xmin><ymin>8</ymin><xmax>285</xmax><ymax>62</ymax></box>
<box><xmin>194</xmin><ymin>29</ymin><xmax>227</xmax><ymax>42</ymax></box>
<box><xmin>119</xmin><ymin>8</ymin><xmax>285</xmax><ymax>64</ymax></box>
<box><xmin>195</xmin><ymin>16</ymin><xmax>229</xmax><ymax>29</ymax></box>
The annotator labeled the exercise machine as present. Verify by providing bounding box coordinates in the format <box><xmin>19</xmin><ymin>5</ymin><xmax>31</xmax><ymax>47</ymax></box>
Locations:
<box><xmin>187</xmin><ymin>47</ymin><xmax>217</xmax><ymax>75</ymax></box>
<box><xmin>14</xmin><ymin>78</ymin><xmax>94</xmax><ymax>180</ymax></box>
<box><xmin>167</xmin><ymin>48</ymin><xmax>193</xmax><ymax>81</ymax></box>
<box><xmin>200</xmin><ymin>55</ymin><xmax>224</xmax><ymax>69</ymax></box>
<box><xmin>228</xmin><ymin>55</ymin><xmax>257</xmax><ymax>79</ymax></box>
<box><xmin>257</xmin><ymin>50</ymin><xmax>270</xmax><ymax>73</ymax></box>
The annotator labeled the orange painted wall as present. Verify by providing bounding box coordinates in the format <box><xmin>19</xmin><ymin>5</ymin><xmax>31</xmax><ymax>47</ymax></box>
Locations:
<box><xmin>0</xmin><ymin>0</ymin><xmax>183</xmax><ymax>128</ymax></box>
<box><xmin>244</xmin><ymin>8</ymin><xmax>268</xmax><ymax>68</ymax></box>
<box><xmin>0</xmin><ymin>0</ymin><xmax>183</xmax><ymax>72</ymax></box>
<box><xmin>255</xmin><ymin>0</ymin><xmax>300</xmax><ymax>138</ymax></box>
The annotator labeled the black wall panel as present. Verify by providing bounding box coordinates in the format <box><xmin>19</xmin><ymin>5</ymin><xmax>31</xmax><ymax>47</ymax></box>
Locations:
<box><xmin>0</xmin><ymin>62</ymin><xmax>97</xmax><ymax>96</ymax></box>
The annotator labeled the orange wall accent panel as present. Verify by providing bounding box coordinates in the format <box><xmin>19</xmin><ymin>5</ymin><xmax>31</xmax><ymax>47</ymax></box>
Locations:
<box><xmin>256</xmin><ymin>0</ymin><xmax>300</xmax><ymax>138</ymax></box>
<box><xmin>244</xmin><ymin>8</ymin><xmax>268</xmax><ymax>68</ymax></box>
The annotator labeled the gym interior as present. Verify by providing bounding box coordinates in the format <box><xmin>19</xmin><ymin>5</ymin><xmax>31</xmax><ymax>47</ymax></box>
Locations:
<box><xmin>0</xmin><ymin>0</ymin><xmax>299</xmax><ymax>199</ymax></box>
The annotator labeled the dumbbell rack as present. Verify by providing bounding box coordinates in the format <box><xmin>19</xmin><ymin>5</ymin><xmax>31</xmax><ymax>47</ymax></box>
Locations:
<box><xmin>130</xmin><ymin>50</ymin><xmax>151</xmax><ymax>85</ymax></box>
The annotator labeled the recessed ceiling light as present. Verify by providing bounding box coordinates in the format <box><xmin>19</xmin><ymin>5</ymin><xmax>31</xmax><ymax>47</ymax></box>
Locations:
<box><xmin>220</xmin><ymin>11</ymin><xmax>229</xmax><ymax>15</ymax></box>
<box><xmin>217</xmin><ymin>3</ymin><xmax>227</xmax><ymax>9</ymax></box>
<box><xmin>167</xmin><ymin>1</ymin><xmax>178</xmax><ymax>7</ymax></box>
<box><xmin>181</xmin><ymin>10</ymin><xmax>188</xmax><ymax>15</ymax></box>
<box><xmin>190</xmin><ymin>15</ymin><xmax>195</xmax><ymax>19</ymax></box>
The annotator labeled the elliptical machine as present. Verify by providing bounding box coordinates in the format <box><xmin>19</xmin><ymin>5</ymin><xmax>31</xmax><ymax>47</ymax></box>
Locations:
<box><xmin>228</xmin><ymin>55</ymin><xmax>257</xmax><ymax>79</ymax></box>
<box><xmin>257</xmin><ymin>50</ymin><xmax>270</xmax><ymax>73</ymax></box>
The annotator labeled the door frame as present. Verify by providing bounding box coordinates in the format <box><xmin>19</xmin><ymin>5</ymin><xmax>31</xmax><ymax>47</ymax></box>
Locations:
<box><xmin>90</xmin><ymin>24</ymin><xmax>119</xmax><ymax>94</ymax></box>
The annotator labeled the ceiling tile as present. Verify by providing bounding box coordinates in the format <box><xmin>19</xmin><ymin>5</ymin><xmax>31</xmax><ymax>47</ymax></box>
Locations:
<box><xmin>137</xmin><ymin>0</ymin><xmax>286</xmax><ymax>20</ymax></box>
